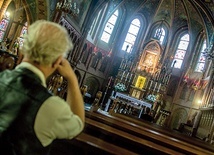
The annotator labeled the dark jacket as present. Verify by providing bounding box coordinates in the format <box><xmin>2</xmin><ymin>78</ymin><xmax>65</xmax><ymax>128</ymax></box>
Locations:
<box><xmin>0</xmin><ymin>67</ymin><xmax>52</xmax><ymax>155</ymax></box>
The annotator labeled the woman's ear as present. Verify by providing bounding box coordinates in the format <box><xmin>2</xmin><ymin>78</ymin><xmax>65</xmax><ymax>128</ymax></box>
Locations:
<box><xmin>52</xmin><ymin>55</ymin><xmax>63</xmax><ymax>68</ymax></box>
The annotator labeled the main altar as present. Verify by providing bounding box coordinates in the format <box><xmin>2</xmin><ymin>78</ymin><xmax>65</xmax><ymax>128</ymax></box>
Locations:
<box><xmin>101</xmin><ymin>41</ymin><xmax>172</xmax><ymax>126</ymax></box>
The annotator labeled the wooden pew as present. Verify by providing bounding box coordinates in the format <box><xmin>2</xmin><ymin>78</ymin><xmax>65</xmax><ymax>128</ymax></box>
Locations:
<box><xmin>50</xmin><ymin>132</ymin><xmax>137</xmax><ymax>155</ymax></box>
<box><xmin>85</xmin><ymin>117</ymin><xmax>183</xmax><ymax>155</ymax></box>
<box><xmin>85</xmin><ymin>110</ymin><xmax>214</xmax><ymax>155</ymax></box>
<box><xmin>76</xmin><ymin>132</ymin><xmax>138</xmax><ymax>155</ymax></box>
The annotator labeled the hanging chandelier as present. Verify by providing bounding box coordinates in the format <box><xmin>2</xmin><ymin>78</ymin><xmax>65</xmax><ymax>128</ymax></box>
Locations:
<box><xmin>56</xmin><ymin>0</ymin><xmax>80</xmax><ymax>16</ymax></box>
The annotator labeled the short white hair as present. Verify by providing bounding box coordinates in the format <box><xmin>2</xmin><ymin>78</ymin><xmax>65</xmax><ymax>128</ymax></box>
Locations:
<box><xmin>21</xmin><ymin>20</ymin><xmax>73</xmax><ymax>65</ymax></box>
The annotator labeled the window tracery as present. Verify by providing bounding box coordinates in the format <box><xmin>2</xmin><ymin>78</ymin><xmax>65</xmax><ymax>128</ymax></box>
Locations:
<box><xmin>101</xmin><ymin>9</ymin><xmax>118</xmax><ymax>43</ymax></box>
<box><xmin>172</xmin><ymin>33</ymin><xmax>189</xmax><ymax>69</ymax></box>
<box><xmin>122</xmin><ymin>18</ymin><xmax>141</xmax><ymax>53</ymax></box>
<box><xmin>195</xmin><ymin>40</ymin><xmax>206</xmax><ymax>72</ymax></box>
<box><xmin>0</xmin><ymin>12</ymin><xmax>10</xmax><ymax>42</ymax></box>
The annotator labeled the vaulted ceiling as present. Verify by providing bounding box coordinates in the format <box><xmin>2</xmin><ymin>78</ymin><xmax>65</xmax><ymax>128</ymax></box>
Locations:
<box><xmin>0</xmin><ymin>0</ymin><xmax>213</xmax><ymax>43</ymax></box>
<box><xmin>104</xmin><ymin>0</ymin><xmax>214</xmax><ymax>44</ymax></box>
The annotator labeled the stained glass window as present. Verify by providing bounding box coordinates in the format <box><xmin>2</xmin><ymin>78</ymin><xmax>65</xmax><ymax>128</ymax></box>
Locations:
<box><xmin>154</xmin><ymin>27</ymin><xmax>165</xmax><ymax>45</ymax></box>
<box><xmin>195</xmin><ymin>40</ymin><xmax>206</xmax><ymax>72</ymax></box>
<box><xmin>0</xmin><ymin>12</ymin><xmax>10</xmax><ymax>42</ymax></box>
<box><xmin>122</xmin><ymin>18</ymin><xmax>141</xmax><ymax>53</ymax></box>
<box><xmin>101</xmin><ymin>10</ymin><xmax>118</xmax><ymax>43</ymax></box>
<box><xmin>172</xmin><ymin>34</ymin><xmax>189</xmax><ymax>69</ymax></box>
<box><xmin>19</xmin><ymin>22</ymin><xmax>28</xmax><ymax>47</ymax></box>
<box><xmin>0</xmin><ymin>31</ymin><xmax>5</xmax><ymax>42</ymax></box>
<box><xmin>0</xmin><ymin>19</ymin><xmax>9</xmax><ymax>31</ymax></box>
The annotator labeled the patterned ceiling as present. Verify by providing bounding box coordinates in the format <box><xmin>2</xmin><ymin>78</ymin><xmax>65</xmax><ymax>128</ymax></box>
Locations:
<box><xmin>20</xmin><ymin>0</ymin><xmax>214</xmax><ymax>43</ymax></box>
<box><xmin>106</xmin><ymin>0</ymin><xmax>214</xmax><ymax>44</ymax></box>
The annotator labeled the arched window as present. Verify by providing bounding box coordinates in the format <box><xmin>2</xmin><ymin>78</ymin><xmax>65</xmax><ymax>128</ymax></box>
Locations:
<box><xmin>101</xmin><ymin>10</ymin><xmax>118</xmax><ymax>43</ymax></box>
<box><xmin>195</xmin><ymin>40</ymin><xmax>206</xmax><ymax>72</ymax></box>
<box><xmin>0</xmin><ymin>12</ymin><xmax>10</xmax><ymax>42</ymax></box>
<box><xmin>172</xmin><ymin>33</ymin><xmax>189</xmax><ymax>69</ymax></box>
<box><xmin>122</xmin><ymin>18</ymin><xmax>141</xmax><ymax>53</ymax></box>
<box><xmin>19</xmin><ymin>22</ymin><xmax>28</xmax><ymax>47</ymax></box>
<box><xmin>154</xmin><ymin>27</ymin><xmax>166</xmax><ymax>45</ymax></box>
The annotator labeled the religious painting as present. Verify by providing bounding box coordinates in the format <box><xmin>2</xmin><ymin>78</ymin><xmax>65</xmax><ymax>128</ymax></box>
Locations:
<box><xmin>138</xmin><ymin>41</ymin><xmax>160</xmax><ymax>74</ymax></box>
<box><xmin>138</xmin><ymin>51</ymin><xmax>158</xmax><ymax>73</ymax></box>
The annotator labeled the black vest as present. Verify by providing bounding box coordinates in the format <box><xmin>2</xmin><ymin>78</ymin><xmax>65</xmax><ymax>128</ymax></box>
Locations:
<box><xmin>0</xmin><ymin>67</ymin><xmax>52</xmax><ymax>155</ymax></box>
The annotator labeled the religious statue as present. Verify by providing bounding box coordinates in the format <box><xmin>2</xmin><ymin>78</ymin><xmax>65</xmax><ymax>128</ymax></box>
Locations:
<box><xmin>13</xmin><ymin>37</ymin><xmax>20</xmax><ymax>55</ymax></box>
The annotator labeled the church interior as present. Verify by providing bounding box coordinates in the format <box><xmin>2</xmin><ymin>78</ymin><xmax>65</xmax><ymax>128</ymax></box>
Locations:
<box><xmin>0</xmin><ymin>0</ymin><xmax>214</xmax><ymax>154</ymax></box>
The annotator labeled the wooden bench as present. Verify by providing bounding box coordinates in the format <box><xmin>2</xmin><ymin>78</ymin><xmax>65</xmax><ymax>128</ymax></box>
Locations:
<box><xmin>50</xmin><ymin>132</ymin><xmax>137</xmax><ymax>155</ymax></box>
<box><xmin>85</xmin><ymin>117</ymin><xmax>183</xmax><ymax>155</ymax></box>
<box><xmin>85</xmin><ymin>111</ymin><xmax>214</xmax><ymax>155</ymax></box>
<box><xmin>76</xmin><ymin>132</ymin><xmax>138</xmax><ymax>155</ymax></box>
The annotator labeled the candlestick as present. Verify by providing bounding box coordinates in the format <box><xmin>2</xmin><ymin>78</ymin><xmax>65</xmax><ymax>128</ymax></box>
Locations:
<box><xmin>148</xmin><ymin>80</ymin><xmax>153</xmax><ymax>90</ymax></box>
<box><xmin>157</xmin><ymin>83</ymin><xmax>161</xmax><ymax>92</ymax></box>
<box><xmin>119</xmin><ymin>59</ymin><xmax>124</xmax><ymax>69</ymax></box>
<box><xmin>156</xmin><ymin>72</ymin><xmax>160</xmax><ymax>81</ymax></box>
<box><xmin>108</xmin><ymin>76</ymin><xmax>112</xmax><ymax>87</ymax></box>
<box><xmin>125</xmin><ymin>72</ymin><xmax>129</xmax><ymax>81</ymax></box>
<box><xmin>153</xmin><ymin>82</ymin><xmax>157</xmax><ymax>91</ymax></box>
<box><xmin>162</xmin><ymin>74</ymin><xmax>166</xmax><ymax>83</ymax></box>
<box><xmin>129</xmin><ymin>74</ymin><xmax>133</xmax><ymax>82</ymax></box>
<box><xmin>165</xmin><ymin>74</ymin><xmax>171</xmax><ymax>85</ymax></box>
<box><xmin>121</xmin><ymin>71</ymin><xmax>125</xmax><ymax>80</ymax></box>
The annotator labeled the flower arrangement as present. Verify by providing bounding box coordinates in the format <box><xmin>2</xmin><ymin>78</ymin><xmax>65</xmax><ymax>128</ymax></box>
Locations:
<box><xmin>146</xmin><ymin>94</ymin><xmax>157</xmax><ymax>102</ymax></box>
<box><xmin>114</xmin><ymin>83</ymin><xmax>127</xmax><ymax>92</ymax></box>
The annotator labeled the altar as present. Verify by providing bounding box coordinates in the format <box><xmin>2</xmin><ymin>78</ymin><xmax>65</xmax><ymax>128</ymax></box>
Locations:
<box><xmin>115</xmin><ymin>92</ymin><xmax>151</xmax><ymax>108</ymax></box>
<box><xmin>107</xmin><ymin>92</ymin><xmax>152</xmax><ymax>118</ymax></box>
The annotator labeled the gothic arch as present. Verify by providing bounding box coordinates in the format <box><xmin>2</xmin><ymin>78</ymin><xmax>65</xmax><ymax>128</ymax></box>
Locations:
<box><xmin>170</xmin><ymin>107</ymin><xmax>188</xmax><ymax>130</ymax></box>
<box><xmin>84</xmin><ymin>76</ymin><xmax>100</xmax><ymax>98</ymax></box>
<box><xmin>0</xmin><ymin>0</ymin><xmax>11</xmax><ymax>20</ymax></box>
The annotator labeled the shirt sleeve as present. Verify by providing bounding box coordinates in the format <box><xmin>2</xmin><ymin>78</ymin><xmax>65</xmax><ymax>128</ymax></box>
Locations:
<box><xmin>34</xmin><ymin>96</ymin><xmax>84</xmax><ymax>147</ymax></box>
